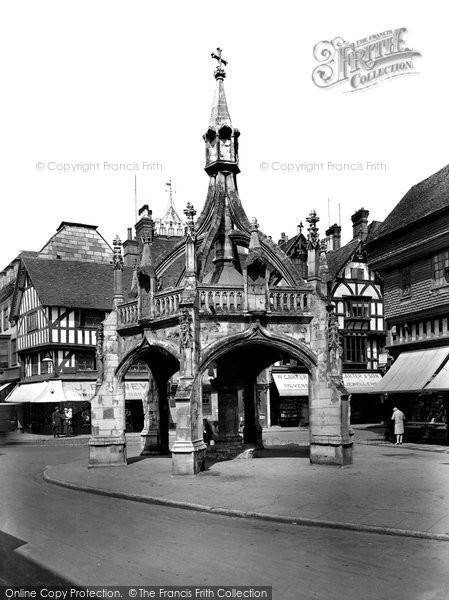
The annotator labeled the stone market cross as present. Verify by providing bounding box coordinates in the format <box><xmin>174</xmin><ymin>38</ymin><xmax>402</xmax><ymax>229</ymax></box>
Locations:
<box><xmin>88</xmin><ymin>52</ymin><xmax>352</xmax><ymax>475</ymax></box>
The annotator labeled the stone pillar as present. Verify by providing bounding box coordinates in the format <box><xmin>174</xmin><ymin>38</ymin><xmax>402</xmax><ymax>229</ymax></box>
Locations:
<box><xmin>171</xmin><ymin>375</ymin><xmax>206</xmax><ymax>474</ymax></box>
<box><xmin>217</xmin><ymin>387</ymin><xmax>241</xmax><ymax>443</ymax></box>
<box><xmin>242</xmin><ymin>381</ymin><xmax>263</xmax><ymax>447</ymax></box>
<box><xmin>140</xmin><ymin>373</ymin><xmax>169</xmax><ymax>454</ymax></box>
<box><xmin>171</xmin><ymin>204</ymin><xmax>207</xmax><ymax>475</ymax></box>
<box><xmin>89</xmin><ymin>310</ymin><xmax>127</xmax><ymax>467</ymax></box>
<box><xmin>308</xmin><ymin>299</ymin><xmax>353</xmax><ymax>466</ymax></box>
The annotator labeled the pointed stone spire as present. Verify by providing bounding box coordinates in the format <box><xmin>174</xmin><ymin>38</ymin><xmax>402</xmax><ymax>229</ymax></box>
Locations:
<box><xmin>204</xmin><ymin>48</ymin><xmax>240</xmax><ymax>175</ymax></box>
<box><xmin>209</xmin><ymin>48</ymin><xmax>232</xmax><ymax>129</ymax></box>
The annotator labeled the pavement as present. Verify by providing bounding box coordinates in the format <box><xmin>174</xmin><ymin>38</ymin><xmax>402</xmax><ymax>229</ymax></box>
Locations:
<box><xmin>16</xmin><ymin>424</ymin><xmax>446</xmax><ymax>543</ymax></box>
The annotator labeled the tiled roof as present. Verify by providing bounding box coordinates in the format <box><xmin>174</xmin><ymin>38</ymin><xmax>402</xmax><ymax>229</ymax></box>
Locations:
<box><xmin>326</xmin><ymin>238</ymin><xmax>361</xmax><ymax>279</ymax></box>
<box><xmin>369</xmin><ymin>163</ymin><xmax>449</xmax><ymax>241</ymax></box>
<box><xmin>22</xmin><ymin>257</ymin><xmax>133</xmax><ymax>310</ymax></box>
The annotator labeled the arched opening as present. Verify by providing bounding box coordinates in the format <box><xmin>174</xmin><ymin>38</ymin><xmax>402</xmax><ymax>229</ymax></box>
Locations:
<box><xmin>197</xmin><ymin>333</ymin><xmax>317</xmax><ymax>458</ymax></box>
<box><xmin>116</xmin><ymin>343</ymin><xmax>180</xmax><ymax>455</ymax></box>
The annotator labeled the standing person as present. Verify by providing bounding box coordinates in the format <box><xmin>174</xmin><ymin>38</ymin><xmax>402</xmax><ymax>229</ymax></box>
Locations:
<box><xmin>52</xmin><ymin>406</ymin><xmax>63</xmax><ymax>438</ymax></box>
<box><xmin>64</xmin><ymin>407</ymin><xmax>73</xmax><ymax>436</ymax></box>
<box><xmin>391</xmin><ymin>406</ymin><xmax>405</xmax><ymax>445</ymax></box>
<box><xmin>203</xmin><ymin>418</ymin><xmax>213</xmax><ymax>446</ymax></box>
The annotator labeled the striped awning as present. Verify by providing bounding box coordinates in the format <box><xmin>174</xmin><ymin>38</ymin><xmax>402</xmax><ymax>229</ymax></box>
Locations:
<box><xmin>372</xmin><ymin>348</ymin><xmax>449</xmax><ymax>394</ymax></box>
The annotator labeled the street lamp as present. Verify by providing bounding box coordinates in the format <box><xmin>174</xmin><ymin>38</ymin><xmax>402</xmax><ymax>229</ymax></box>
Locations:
<box><xmin>41</xmin><ymin>351</ymin><xmax>58</xmax><ymax>377</ymax></box>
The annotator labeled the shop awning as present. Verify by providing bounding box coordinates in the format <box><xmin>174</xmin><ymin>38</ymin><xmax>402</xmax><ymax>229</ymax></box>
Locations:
<box><xmin>272</xmin><ymin>373</ymin><xmax>308</xmax><ymax>397</ymax></box>
<box><xmin>0</xmin><ymin>382</ymin><xmax>15</xmax><ymax>393</ymax></box>
<box><xmin>6</xmin><ymin>379</ymin><xmax>150</xmax><ymax>403</ymax></box>
<box><xmin>425</xmin><ymin>359</ymin><xmax>449</xmax><ymax>391</ymax></box>
<box><xmin>6</xmin><ymin>382</ymin><xmax>51</xmax><ymax>403</ymax></box>
<box><xmin>343</xmin><ymin>373</ymin><xmax>382</xmax><ymax>394</ymax></box>
<box><xmin>371</xmin><ymin>348</ymin><xmax>449</xmax><ymax>394</ymax></box>
<box><xmin>63</xmin><ymin>381</ymin><xmax>96</xmax><ymax>401</ymax></box>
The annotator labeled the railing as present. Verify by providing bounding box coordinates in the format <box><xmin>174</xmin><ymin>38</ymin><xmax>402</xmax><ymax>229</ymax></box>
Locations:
<box><xmin>117</xmin><ymin>286</ymin><xmax>313</xmax><ymax>326</ymax></box>
<box><xmin>154</xmin><ymin>288</ymin><xmax>183</xmax><ymax>319</ymax></box>
<box><xmin>269</xmin><ymin>289</ymin><xmax>312</xmax><ymax>313</ymax></box>
<box><xmin>198</xmin><ymin>286</ymin><xmax>244</xmax><ymax>313</ymax></box>
<box><xmin>117</xmin><ymin>300</ymin><xmax>138</xmax><ymax>327</ymax></box>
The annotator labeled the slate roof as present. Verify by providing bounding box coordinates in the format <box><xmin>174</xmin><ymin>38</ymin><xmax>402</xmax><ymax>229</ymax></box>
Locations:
<box><xmin>21</xmin><ymin>257</ymin><xmax>133</xmax><ymax>310</ymax></box>
<box><xmin>369</xmin><ymin>163</ymin><xmax>449</xmax><ymax>242</ymax></box>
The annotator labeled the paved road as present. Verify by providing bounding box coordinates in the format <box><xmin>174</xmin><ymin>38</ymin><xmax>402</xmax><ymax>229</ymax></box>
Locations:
<box><xmin>1</xmin><ymin>445</ymin><xmax>449</xmax><ymax>600</ymax></box>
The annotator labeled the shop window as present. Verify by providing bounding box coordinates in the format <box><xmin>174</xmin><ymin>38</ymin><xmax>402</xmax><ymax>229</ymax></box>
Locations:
<box><xmin>400</xmin><ymin>266</ymin><xmax>411</xmax><ymax>297</ymax></box>
<box><xmin>76</xmin><ymin>352</ymin><xmax>96</xmax><ymax>371</ymax></box>
<box><xmin>432</xmin><ymin>249</ymin><xmax>449</xmax><ymax>286</ymax></box>
<box><xmin>344</xmin><ymin>336</ymin><xmax>367</xmax><ymax>364</ymax></box>
<box><xmin>27</xmin><ymin>311</ymin><xmax>38</xmax><ymax>332</ymax></box>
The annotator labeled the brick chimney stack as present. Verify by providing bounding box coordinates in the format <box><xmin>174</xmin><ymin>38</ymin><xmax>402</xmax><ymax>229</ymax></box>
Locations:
<box><xmin>123</xmin><ymin>226</ymin><xmax>139</xmax><ymax>267</ymax></box>
<box><xmin>325</xmin><ymin>224</ymin><xmax>342</xmax><ymax>251</ymax></box>
<box><xmin>351</xmin><ymin>208</ymin><xmax>369</xmax><ymax>241</ymax></box>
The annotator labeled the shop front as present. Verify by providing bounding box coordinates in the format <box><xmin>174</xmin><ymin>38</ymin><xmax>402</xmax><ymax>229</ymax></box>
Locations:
<box><xmin>5</xmin><ymin>378</ymin><xmax>149</xmax><ymax>435</ymax></box>
<box><xmin>271</xmin><ymin>372</ymin><xmax>309</xmax><ymax>427</ymax></box>
<box><xmin>371</xmin><ymin>347</ymin><xmax>449</xmax><ymax>444</ymax></box>
<box><xmin>343</xmin><ymin>372</ymin><xmax>383</xmax><ymax>423</ymax></box>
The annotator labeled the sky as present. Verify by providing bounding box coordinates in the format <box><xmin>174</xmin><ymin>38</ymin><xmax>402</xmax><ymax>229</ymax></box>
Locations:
<box><xmin>1</xmin><ymin>0</ymin><xmax>448</xmax><ymax>266</ymax></box>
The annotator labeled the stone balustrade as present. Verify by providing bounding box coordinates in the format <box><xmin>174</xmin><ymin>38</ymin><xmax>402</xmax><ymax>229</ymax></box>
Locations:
<box><xmin>269</xmin><ymin>288</ymin><xmax>312</xmax><ymax>313</ymax></box>
<box><xmin>154</xmin><ymin>288</ymin><xmax>183</xmax><ymax>318</ymax></box>
<box><xmin>117</xmin><ymin>286</ymin><xmax>312</xmax><ymax>326</ymax></box>
<box><xmin>117</xmin><ymin>300</ymin><xmax>138</xmax><ymax>327</ymax></box>
<box><xmin>199</xmin><ymin>286</ymin><xmax>244</xmax><ymax>313</ymax></box>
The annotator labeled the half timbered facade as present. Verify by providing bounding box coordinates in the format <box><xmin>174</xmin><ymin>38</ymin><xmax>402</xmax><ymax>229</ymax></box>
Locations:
<box><xmin>278</xmin><ymin>209</ymin><xmax>386</xmax><ymax>423</ymax></box>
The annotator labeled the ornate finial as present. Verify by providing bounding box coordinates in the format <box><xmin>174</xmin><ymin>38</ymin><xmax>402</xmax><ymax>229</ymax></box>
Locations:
<box><xmin>184</xmin><ymin>202</ymin><xmax>197</xmax><ymax>239</ymax></box>
<box><xmin>113</xmin><ymin>235</ymin><xmax>124</xmax><ymax>270</ymax></box>
<box><xmin>251</xmin><ymin>217</ymin><xmax>259</xmax><ymax>231</ymax></box>
<box><xmin>306</xmin><ymin>210</ymin><xmax>320</xmax><ymax>249</ymax></box>
<box><xmin>211</xmin><ymin>47</ymin><xmax>227</xmax><ymax>80</ymax></box>
<box><xmin>165</xmin><ymin>179</ymin><xmax>176</xmax><ymax>206</ymax></box>
<box><xmin>297</xmin><ymin>221</ymin><xmax>304</xmax><ymax>235</ymax></box>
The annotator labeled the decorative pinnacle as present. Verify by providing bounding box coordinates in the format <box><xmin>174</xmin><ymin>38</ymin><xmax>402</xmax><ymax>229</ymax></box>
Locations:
<box><xmin>184</xmin><ymin>202</ymin><xmax>197</xmax><ymax>238</ymax></box>
<box><xmin>211</xmin><ymin>47</ymin><xmax>227</xmax><ymax>80</ymax></box>
<box><xmin>251</xmin><ymin>217</ymin><xmax>259</xmax><ymax>230</ymax></box>
<box><xmin>113</xmin><ymin>235</ymin><xmax>124</xmax><ymax>270</ymax></box>
<box><xmin>306</xmin><ymin>210</ymin><xmax>320</xmax><ymax>249</ymax></box>
<box><xmin>184</xmin><ymin>202</ymin><xmax>196</xmax><ymax>222</ymax></box>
